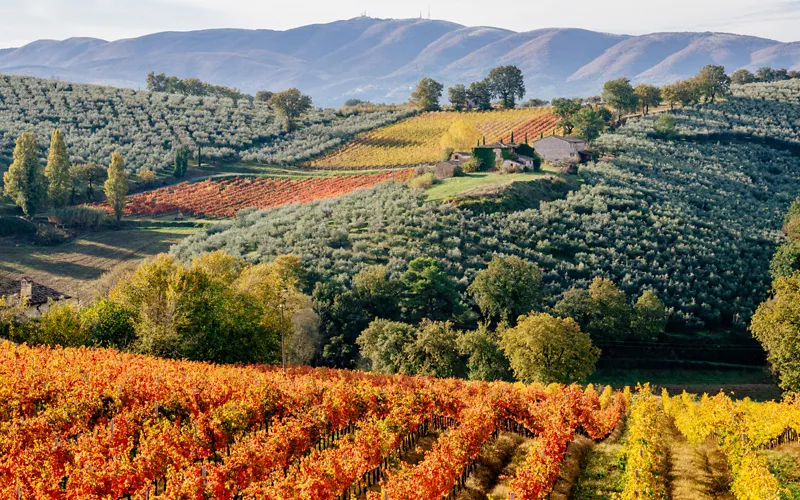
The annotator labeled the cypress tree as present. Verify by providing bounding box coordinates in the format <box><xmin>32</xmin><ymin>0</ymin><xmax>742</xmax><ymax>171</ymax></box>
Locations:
<box><xmin>45</xmin><ymin>128</ymin><xmax>71</xmax><ymax>208</ymax></box>
<box><xmin>3</xmin><ymin>132</ymin><xmax>46</xmax><ymax>217</ymax></box>
<box><xmin>104</xmin><ymin>152</ymin><xmax>128</xmax><ymax>222</ymax></box>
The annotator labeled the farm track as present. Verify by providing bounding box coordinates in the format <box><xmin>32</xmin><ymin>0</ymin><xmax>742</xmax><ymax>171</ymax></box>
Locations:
<box><xmin>666</xmin><ymin>420</ymin><xmax>734</xmax><ymax>500</ymax></box>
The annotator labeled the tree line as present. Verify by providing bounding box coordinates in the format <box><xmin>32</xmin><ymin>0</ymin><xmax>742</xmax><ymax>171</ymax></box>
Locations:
<box><xmin>410</xmin><ymin>65</ymin><xmax>527</xmax><ymax>112</ymax></box>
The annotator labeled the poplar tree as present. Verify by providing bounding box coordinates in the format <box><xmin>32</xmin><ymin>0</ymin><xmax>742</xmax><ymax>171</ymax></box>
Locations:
<box><xmin>3</xmin><ymin>132</ymin><xmax>46</xmax><ymax>217</ymax></box>
<box><xmin>45</xmin><ymin>128</ymin><xmax>71</xmax><ymax>208</ymax></box>
<box><xmin>104</xmin><ymin>152</ymin><xmax>128</xmax><ymax>222</ymax></box>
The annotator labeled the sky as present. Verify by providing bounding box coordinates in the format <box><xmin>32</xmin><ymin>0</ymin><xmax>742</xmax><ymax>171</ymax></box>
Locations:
<box><xmin>1</xmin><ymin>0</ymin><xmax>799</xmax><ymax>48</ymax></box>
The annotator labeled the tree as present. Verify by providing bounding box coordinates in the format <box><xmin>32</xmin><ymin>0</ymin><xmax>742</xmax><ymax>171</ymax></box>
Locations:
<box><xmin>695</xmin><ymin>65</ymin><xmax>731</xmax><ymax>103</ymax></box>
<box><xmin>756</xmin><ymin>67</ymin><xmax>776</xmax><ymax>83</ymax></box>
<box><xmin>401</xmin><ymin>257</ymin><xmax>465</xmax><ymax>323</ymax></box>
<box><xmin>552</xmin><ymin>98</ymin><xmax>582</xmax><ymax>134</ymax></box>
<box><xmin>553</xmin><ymin>287</ymin><xmax>593</xmax><ymax>328</ymax></box>
<box><xmin>634</xmin><ymin>84</ymin><xmax>662</xmax><ymax>115</ymax></box>
<box><xmin>771</xmin><ymin>240</ymin><xmax>800</xmax><ymax>280</ymax></box>
<box><xmin>653</xmin><ymin>113</ymin><xmax>677</xmax><ymax>138</ymax></box>
<box><xmin>410</xmin><ymin>78</ymin><xmax>443</xmax><ymax>112</ymax></box>
<box><xmin>69</xmin><ymin>162</ymin><xmax>106</xmax><ymax>202</ymax></box>
<box><xmin>404</xmin><ymin>320</ymin><xmax>466</xmax><ymax>378</ymax></box>
<box><xmin>44</xmin><ymin>128</ymin><xmax>71</xmax><ymax>208</ymax></box>
<box><xmin>104</xmin><ymin>152</ymin><xmax>128</xmax><ymax>222</ymax></box>
<box><xmin>352</xmin><ymin>265</ymin><xmax>401</xmax><ymax>320</ymax></box>
<box><xmin>602</xmin><ymin>78</ymin><xmax>638</xmax><ymax>122</ymax></box>
<box><xmin>457</xmin><ymin>324</ymin><xmax>512</xmax><ymax>381</ymax></box>
<box><xmin>313</xmin><ymin>281</ymin><xmax>369</xmax><ymax>368</ymax></box>
<box><xmin>571</xmin><ymin>107</ymin><xmax>606</xmax><ymax>142</ymax></box>
<box><xmin>500</xmin><ymin>312</ymin><xmax>600</xmax><ymax>384</ymax></box>
<box><xmin>439</xmin><ymin>120</ymin><xmax>480</xmax><ymax>153</ymax></box>
<box><xmin>751</xmin><ymin>272</ymin><xmax>800</xmax><ymax>391</ymax></box>
<box><xmin>254</xmin><ymin>90</ymin><xmax>274</xmax><ymax>102</ymax></box>
<box><xmin>448</xmin><ymin>84</ymin><xmax>469</xmax><ymax>111</ymax></box>
<box><xmin>467</xmin><ymin>80</ymin><xmax>492</xmax><ymax>111</ymax></box>
<box><xmin>3</xmin><ymin>132</ymin><xmax>46</xmax><ymax>217</ymax></box>
<box><xmin>631</xmin><ymin>290</ymin><xmax>667</xmax><ymax>340</ymax></box>
<box><xmin>731</xmin><ymin>69</ymin><xmax>756</xmax><ymax>85</ymax></box>
<box><xmin>268</xmin><ymin>88</ymin><xmax>313</xmax><ymax>131</ymax></box>
<box><xmin>468</xmin><ymin>255</ymin><xmax>543</xmax><ymax>326</ymax></box>
<box><xmin>487</xmin><ymin>65</ymin><xmax>525</xmax><ymax>108</ymax></box>
<box><xmin>173</xmin><ymin>146</ymin><xmax>190</xmax><ymax>178</ymax></box>
<box><xmin>586</xmin><ymin>277</ymin><xmax>631</xmax><ymax>340</ymax></box>
<box><xmin>356</xmin><ymin>319</ymin><xmax>415</xmax><ymax>374</ymax></box>
<box><xmin>146</xmin><ymin>72</ymin><xmax>168</xmax><ymax>92</ymax></box>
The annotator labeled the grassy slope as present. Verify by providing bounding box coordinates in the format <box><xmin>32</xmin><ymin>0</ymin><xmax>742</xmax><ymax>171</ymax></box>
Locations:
<box><xmin>0</xmin><ymin>221</ymin><xmax>199</xmax><ymax>301</ymax></box>
<box><xmin>425</xmin><ymin>171</ymin><xmax>551</xmax><ymax>202</ymax></box>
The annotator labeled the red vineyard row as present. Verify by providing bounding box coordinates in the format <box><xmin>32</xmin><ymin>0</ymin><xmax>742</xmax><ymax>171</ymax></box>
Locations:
<box><xmin>98</xmin><ymin>170</ymin><xmax>412</xmax><ymax>218</ymax></box>
<box><xmin>1</xmin><ymin>344</ymin><xmax>627</xmax><ymax>500</ymax></box>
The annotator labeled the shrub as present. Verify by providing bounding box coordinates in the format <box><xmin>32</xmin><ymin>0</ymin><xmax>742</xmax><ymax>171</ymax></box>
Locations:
<box><xmin>653</xmin><ymin>113</ymin><xmax>677</xmax><ymax>138</ymax></box>
<box><xmin>408</xmin><ymin>172</ymin><xmax>436</xmax><ymax>189</ymax></box>
<box><xmin>440</xmin><ymin>147</ymin><xmax>454</xmax><ymax>161</ymax></box>
<box><xmin>34</xmin><ymin>223</ymin><xmax>71</xmax><ymax>245</ymax></box>
<box><xmin>460</xmin><ymin>157</ymin><xmax>481</xmax><ymax>173</ymax></box>
<box><xmin>136</xmin><ymin>169</ymin><xmax>157</xmax><ymax>186</ymax></box>
<box><xmin>48</xmin><ymin>206</ymin><xmax>107</xmax><ymax>229</ymax></box>
<box><xmin>80</xmin><ymin>299</ymin><xmax>136</xmax><ymax>349</ymax></box>
<box><xmin>34</xmin><ymin>302</ymin><xmax>88</xmax><ymax>347</ymax></box>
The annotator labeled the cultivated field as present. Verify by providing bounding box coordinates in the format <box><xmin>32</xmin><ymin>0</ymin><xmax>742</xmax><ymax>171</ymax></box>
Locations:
<box><xmin>100</xmin><ymin>170</ymin><xmax>413</xmax><ymax>218</ymax></box>
<box><xmin>311</xmin><ymin>108</ymin><xmax>559</xmax><ymax>168</ymax></box>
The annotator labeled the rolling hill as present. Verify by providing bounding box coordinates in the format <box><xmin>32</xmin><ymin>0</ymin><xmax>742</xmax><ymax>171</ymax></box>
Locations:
<box><xmin>1</xmin><ymin>17</ymin><xmax>798</xmax><ymax>106</ymax></box>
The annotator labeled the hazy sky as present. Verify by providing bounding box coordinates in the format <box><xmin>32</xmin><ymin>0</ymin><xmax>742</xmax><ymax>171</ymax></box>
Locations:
<box><xmin>1</xmin><ymin>0</ymin><xmax>799</xmax><ymax>48</ymax></box>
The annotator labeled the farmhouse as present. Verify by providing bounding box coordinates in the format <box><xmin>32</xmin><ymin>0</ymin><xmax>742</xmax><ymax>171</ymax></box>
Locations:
<box><xmin>471</xmin><ymin>142</ymin><xmax>538</xmax><ymax>170</ymax></box>
<box><xmin>0</xmin><ymin>277</ymin><xmax>71</xmax><ymax>316</ymax></box>
<box><xmin>533</xmin><ymin>136</ymin><xmax>593</xmax><ymax>163</ymax></box>
<box><xmin>449</xmin><ymin>151</ymin><xmax>473</xmax><ymax>162</ymax></box>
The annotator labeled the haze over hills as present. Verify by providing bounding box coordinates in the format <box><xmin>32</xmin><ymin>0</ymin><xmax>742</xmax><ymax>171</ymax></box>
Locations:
<box><xmin>0</xmin><ymin>17</ymin><xmax>798</xmax><ymax>106</ymax></box>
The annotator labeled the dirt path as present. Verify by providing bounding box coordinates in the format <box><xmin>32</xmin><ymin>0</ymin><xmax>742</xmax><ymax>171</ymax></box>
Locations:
<box><xmin>450</xmin><ymin>432</ymin><xmax>530</xmax><ymax>500</ymax></box>
<box><xmin>570</xmin><ymin>420</ymin><xmax>628</xmax><ymax>499</ymax></box>
<box><xmin>666</xmin><ymin>420</ymin><xmax>733</xmax><ymax>500</ymax></box>
<box><xmin>549</xmin><ymin>435</ymin><xmax>595</xmax><ymax>500</ymax></box>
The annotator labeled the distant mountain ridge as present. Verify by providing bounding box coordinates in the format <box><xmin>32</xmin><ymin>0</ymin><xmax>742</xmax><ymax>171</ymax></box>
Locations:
<box><xmin>1</xmin><ymin>17</ymin><xmax>798</xmax><ymax>106</ymax></box>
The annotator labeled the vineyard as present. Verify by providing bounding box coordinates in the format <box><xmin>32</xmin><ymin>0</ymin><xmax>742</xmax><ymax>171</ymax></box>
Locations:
<box><xmin>310</xmin><ymin>109</ymin><xmax>559</xmax><ymax>168</ymax></box>
<box><xmin>1</xmin><ymin>344</ymin><xmax>627</xmax><ymax>500</ymax></box>
<box><xmin>97</xmin><ymin>171</ymin><xmax>412</xmax><ymax>217</ymax></box>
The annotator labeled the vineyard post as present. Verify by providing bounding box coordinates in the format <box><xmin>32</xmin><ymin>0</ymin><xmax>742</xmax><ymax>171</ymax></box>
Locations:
<box><xmin>279</xmin><ymin>303</ymin><xmax>286</xmax><ymax>373</ymax></box>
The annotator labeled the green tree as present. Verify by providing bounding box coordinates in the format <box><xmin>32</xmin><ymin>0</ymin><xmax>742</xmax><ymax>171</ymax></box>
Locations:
<box><xmin>45</xmin><ymin>128</ymin><xmax>71</xmax><ymax>208</ymax></box>
<box><xmin>756</xmin><ymin>67</ymin><xmax>776</xmax><ymax>82</ymax></box>
<box><xmin>602</xmin><ymin>77</ymin><xmax>638</xmax><ymax>122</ymax></box>
<box><xmin>313</xmin><ymin>281</ymin><xmax>369</xmax><ymax>368</ymax></box>
<box><xmin>104</xmin><ymin>152</ymin><xmax>128</xmax><ymax>222</ymax></box>
<box><xmin>586</xmin><ymin>277</ymin><xmax>631</xmax><ymax>341</ymax></box>
<box><xmin>770</xmin><ymin>240</ymin><xmax>800</xmax><ymax>280</ymax></box>
<box><xmin>356</xmin><ymin>319</ymin><xmax>416</xmax><ymax>374</ymax></box>
<box><xmin>487</xmin><ymin>65</ymin><xmax>526</xmax><ymax>108</ymax></box>
<box><xmin>3</xmin><ymin>132</ymin><xmax>46</xmax><ymax>217</ymax></box>
<box><xmin>551</xmin><ymin>98</ymin><xmax>582</xmax><ymax>134</ymax></box>
<box><xmin>403</xmin><ymin>320</ymin><xmax>466</xmax><ymax>378</ymax></box>
<box><xmin>410</xmin><ymin>78</ymin><xmax>443</xmax><ymax>111</ymax></box>
<box><xmin>552</xmin><ymin>287</ymin><xmax>593</xmax><ymax>327</ymax></box>
<box><xmin>500</xmin><ymin>312</ymin><xmax>600</xmax><ymax>384</ymax></box>
<box><xmin>751</xmin><ymin>272</ymin><xmax>800</xmax><ymax>391</ymax></box>
<box><xmin>653</xmin><ymin>113</ymin><xmax>677</xmax><ymax>138</ymax></box>
<box><xmin>69</xmin><ymin>162</ymin><xmax>106</xmax><ymax>202</ymax></box>
<box><xmin>173</xmin><ymin>146</ymin><xmax>189</xmax><ymax>178</ymax></box>
<box><xmin>571</xmin><ymin>107</ymin><xmax>607</xmax><ymax>142</ymax></box>
<box><xmin>352</xmin><ymin>265</ymin><xmax>401</xmax><ymax>320</ymax></box>
<box><xmin>468</xmin><ymin>255</ymin><xmax>543</xmax><ymax>326</ymax></box>
<box><xmin>80</xmin><ymin>299</ymin><xmax>136</xmax><ymax>349</ymax></box>
<box><xmin>731</xmin><ymin>69</ymin><xmax>756</xmax><ymax>85</ymax></box>
<box><xmin>457</xmin><ymin>323</ymin><xmax>512</xmax><ymax>381</ymax></box>
<box><xmin>634</xmin><ymin>84</ymin><xmax>662</xmax><ymax>115</ymax></box>
<box><xmin>631</xmin><ymin>290</ymin><xmax>667</xmax><ymax>341</ymax></box>
<box><xmin>401</xmin><ymin>258</ymin><xmax>465</xmax><ymax>323</ymax></box>
<box><xmin>146</xmin><ymin>72</ymin><xmax>168</xmax><ymax>92</ymax></box>
<box><xmin>254</xmin><ymin>90</ymin><xmax>273</xmax><ymax>102</ymax></box>
<box><xmin>467</xmin><ymin>80</ymin><xmax>492</xmax><ymax>111</ymax></box>
<box><xmin>448</xmin><ymin>84</ymin><xmax>469</xmax><ymax>111</ymax></box>
<box><xmin>695</xmin><ymin>65</ymin><xmax>731</xmax><ymax>103</ymax></box>
<box><xmin>268</xmin><ymin>88</ymin><xmax>313</xmax><ymax>131</ymax></box>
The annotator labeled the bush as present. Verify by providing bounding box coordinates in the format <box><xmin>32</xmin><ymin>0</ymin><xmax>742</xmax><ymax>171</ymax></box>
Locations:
<box><xmin>408</xmin><ymin>172</ymin><xmax>436</xmax><ymax>189</ymax></box>
<box><xmin>136</xmin><ymin>169</ymin><xmax>157</xmax><ymax>187</ymax></box>
<box><xmin>48</xmin><ymin>206</ymin><xmax>107</xmax><ymax>229</ymax></box>
<box><xmin>80</xmin><ymin>299</ymin><xmax>136</xmax><ymax>349</ymax></box>
<box><xmin>460</xmin><ymin>157</ymin><xmax>481</xmax><ymax>173</ymax></box>
<box><xmin>34</xmin><ymin>302</ymin><xmax>87</xmax><ymax>347</ymax></box>
<box><xmin>34</xmin><ymin>223</ymin><xmax>71</xmax><ymax>245</ymax></box>
<box><xmin>653</xmin><ymin>113</ymin><xmax>677</xmax><ymax>138</ymax></box>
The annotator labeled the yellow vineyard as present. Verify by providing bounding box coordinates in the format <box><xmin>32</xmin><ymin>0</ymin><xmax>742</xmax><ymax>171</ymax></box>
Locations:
<box><xmin>310</xmin><ymin>108</ymin><xmax>560</xmax><ymax>168</ymax></box>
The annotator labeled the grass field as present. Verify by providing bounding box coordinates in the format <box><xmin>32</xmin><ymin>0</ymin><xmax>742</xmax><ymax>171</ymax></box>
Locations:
<box><xmin>424</xmin><ymin>171</ymin><xmax>553</xmax><ymax>202</ymax></box>
<box><xmin>0</xmin><ymin>219</ymin><xmax>200</xmax><ymax>301</ymax></box>
<box><xmin>311</xmin><ymin>108</ymin><xmax>559</xmax><ymax>168</ymax></box>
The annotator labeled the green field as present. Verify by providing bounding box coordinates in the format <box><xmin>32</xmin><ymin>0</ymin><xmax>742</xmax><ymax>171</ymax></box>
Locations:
<box><xmin>425</xmin><ymin>171</ymin><xmax>551</xmax><ymax>202</ymax></box>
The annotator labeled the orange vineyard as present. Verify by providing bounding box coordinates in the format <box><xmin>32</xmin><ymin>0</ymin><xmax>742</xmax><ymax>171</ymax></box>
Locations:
<box><xmin>100</xmin><ymin>171</ymin><xmax>412</xmax><ymax>218</ymax></box>
<box><xmin>0</xmin><ymin>344</ymin><xmax>626</xmax><ymax>500</ymax></box>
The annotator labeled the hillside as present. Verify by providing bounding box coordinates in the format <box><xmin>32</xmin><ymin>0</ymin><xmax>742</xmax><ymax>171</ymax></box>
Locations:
<box><xmin>1</xmin><ymin>18</ymin><xmax>798</xmax><ymax>106</ymax></box>
<box><xmin>173</xmin><ymin>80</ymin><xmax>800</xmax><ymax>332</ymax></box>
<box><xmin>0</xmin><ymin>74</ymin><xmax>411</xmax><ymax>173</ymax></box>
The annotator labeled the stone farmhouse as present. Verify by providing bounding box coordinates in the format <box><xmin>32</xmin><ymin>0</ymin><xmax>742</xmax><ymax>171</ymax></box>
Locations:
<box><xmin>532</xmin><ymin>136</ymin><xmax>593</xmax><ymax>163</ymax></box>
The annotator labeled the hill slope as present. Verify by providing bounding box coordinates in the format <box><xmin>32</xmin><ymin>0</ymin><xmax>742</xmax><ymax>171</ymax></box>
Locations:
<box><xmin>1</xmin><ymin>18</ymin><xmax>798</xmax><ymax>106</ymax></box>
<box><xmin>172</xmin><ymin>80</ymin><xmax>800</xmax><ymax>331</ymax></box>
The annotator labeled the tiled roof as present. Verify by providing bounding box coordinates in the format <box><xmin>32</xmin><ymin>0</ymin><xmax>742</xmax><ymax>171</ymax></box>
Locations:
<box><xmin>0</xmin><ymin>279</ymin><xmax>71</xmax><ymax>306</ymax></box>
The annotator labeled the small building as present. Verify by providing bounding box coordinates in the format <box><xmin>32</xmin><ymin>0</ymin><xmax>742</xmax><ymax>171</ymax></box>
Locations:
<box><xmin>435</xmin><ymin>161</ymin><xmax>459</xmax><ymax>180</ymax></box>
<box><xmin>449</xmin><ymin>151</ymin><xmax>473</xmax><ymax>163</ymax></box>
<box><xmin>474</xmin><ymin>142</ymin><xmax>517</xmax><ymax>163</ymax></box>
<box><xmin>0</xmin><ymin>277</ymin><xmax>71</xmax><ymax>316</ymax></box>
<box><xmin>533</xmin><ymin>136</ymin><xmax>593</xmax><ymax>163</ymax></box>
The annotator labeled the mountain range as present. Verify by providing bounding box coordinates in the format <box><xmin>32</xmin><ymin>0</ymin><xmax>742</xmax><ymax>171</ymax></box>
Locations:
<box><xmin>1</xmin><ymin>17</ymin><xmax>799</xmax><ymax>106</ymax></box>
